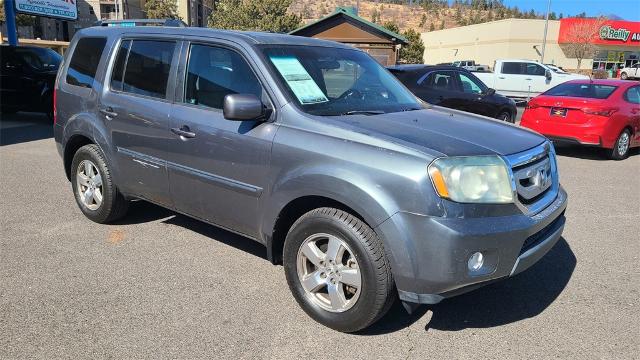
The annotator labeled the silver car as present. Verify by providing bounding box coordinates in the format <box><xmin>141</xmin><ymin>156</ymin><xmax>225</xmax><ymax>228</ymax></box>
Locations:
<box><xmin>54</xmin><ymin>25</ymin><xmax>567</xmax><ymax>332</ymax></box>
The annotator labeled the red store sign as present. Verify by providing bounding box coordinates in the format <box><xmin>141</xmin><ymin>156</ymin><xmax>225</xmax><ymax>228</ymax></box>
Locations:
<box><xmin>558</xmin><ymin>18</ymin><xmax>640</xmax><ymax>46</ymax></box>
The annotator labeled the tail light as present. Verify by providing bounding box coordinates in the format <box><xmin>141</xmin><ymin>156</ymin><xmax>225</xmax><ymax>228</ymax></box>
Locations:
<box><xmin>582</xmin><ymin>107</ymin><xmax>618</xmax><ymax>117</ymax></box>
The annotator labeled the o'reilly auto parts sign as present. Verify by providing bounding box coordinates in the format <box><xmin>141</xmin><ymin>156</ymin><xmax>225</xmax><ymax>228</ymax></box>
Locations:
<box><xmin>15</xmin><ymin>0</ymin><xmax>78</xmax><ymax>21</ymax></box>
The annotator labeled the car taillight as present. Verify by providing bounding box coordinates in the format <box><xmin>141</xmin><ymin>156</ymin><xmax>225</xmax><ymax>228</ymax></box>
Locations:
<box><xmin>582</xmin><ymin>107</ymin><xmax>618</xmax><ymax>117</ymax></box>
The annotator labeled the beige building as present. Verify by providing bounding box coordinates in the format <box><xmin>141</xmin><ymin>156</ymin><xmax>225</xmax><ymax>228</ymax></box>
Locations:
<box><xmin>421</xmin><ymin>18</ymin><xmax>640</xmax><ymax>72</ymax></box>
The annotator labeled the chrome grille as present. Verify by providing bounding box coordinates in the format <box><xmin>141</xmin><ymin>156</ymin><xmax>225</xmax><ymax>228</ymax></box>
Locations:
<box><xmin>504</xmin><ymin>142</ymin><xmax>559</xmax><ymax>215</ymax></box>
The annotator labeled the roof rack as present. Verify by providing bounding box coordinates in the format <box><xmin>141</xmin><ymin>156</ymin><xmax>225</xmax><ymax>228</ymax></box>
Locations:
<box><xmin>93</xmin><ymin>19</ymin><xmax>187</xmax><ymax>27</ymax></box>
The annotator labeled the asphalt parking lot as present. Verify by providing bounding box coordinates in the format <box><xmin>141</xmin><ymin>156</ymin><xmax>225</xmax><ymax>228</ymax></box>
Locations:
<box><xmin>1</xmin><ymin>111</ymin><xmax>639</xmax><ymax>359</ymax></box>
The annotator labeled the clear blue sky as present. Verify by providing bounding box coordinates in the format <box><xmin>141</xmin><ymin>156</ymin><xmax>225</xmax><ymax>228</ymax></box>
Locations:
<box><xmin>501</xmin><ymin>0</ymin><xmax>640</xmax><ymax>21</ymax></box>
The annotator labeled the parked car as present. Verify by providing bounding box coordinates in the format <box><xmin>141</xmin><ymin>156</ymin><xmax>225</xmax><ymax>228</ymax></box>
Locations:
<box><xmin>620</xmin><ymin>63</ymin><xmax>640</xmax><ymax>80</ymax></box>
<box><xmin>452</xmin><ymin>60</ymin><xmax>488</xmax><ymax>71</ymax></box>
<box><xmin>55</xmin><ymin>25</ymin><xmax>567</xmax><ymax>332</ymax></box>
<box><xmin>388</xmin><ymin>65</ymin><xmax>517</xmax><ymax>122</ymax></box>
<box><xmin>474</xmin><ymin>59</ymin><xmax>588</xmax><ymax>99</ymax></box>
<box><xmin>521</xmin><ymin>79</ymin><xmax>640</xmax><ymax>159</ymax></box>
<box><xmin>0</xmin><ymin>45</ymin><xmax>61</xmax><ymax>119</ymax></box>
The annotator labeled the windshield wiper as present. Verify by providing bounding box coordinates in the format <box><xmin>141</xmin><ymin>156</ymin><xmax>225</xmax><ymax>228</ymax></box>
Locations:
<box><xmin>400</xmin><ymin>107</ymin><xmax>422</xmax><ymax>112</ymax></box>
<box><xmin>341</xmin><ymin>110</ymin><xmax>385</xmax><ymax>116</ymax></box>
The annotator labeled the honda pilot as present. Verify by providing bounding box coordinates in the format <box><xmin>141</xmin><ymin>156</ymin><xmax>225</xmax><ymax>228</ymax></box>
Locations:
<box><xmin>54</xmin><ymin>25</ymin><xmax>568</xmax><ymax>332</ymax></box>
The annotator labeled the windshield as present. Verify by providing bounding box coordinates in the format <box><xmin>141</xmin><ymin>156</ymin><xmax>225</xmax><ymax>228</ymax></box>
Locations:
<box><xmin>14</xmin><ymin>47</ymin><xmax>62</xmax><ymax>71</ymax></box>
<box><xmin>544</xmin><ymin>83</ymin><xmax>617</xmax><ymax>99</ymax></box>
<box><xmin>261</xmin><ymin>46</ymin><xmax>422</xmax><ymax>116</ymax></box>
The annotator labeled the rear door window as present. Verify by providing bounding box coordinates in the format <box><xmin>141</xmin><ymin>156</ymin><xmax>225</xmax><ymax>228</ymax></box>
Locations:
<box><xmin>624</xmin><ymin>86</ymin><xmax>640</xmax><ymax>104</ymax></box>
<box><xmin>501</xmin><ymin>62</ymin><xmax>525</xmax><ymax>75</ymax></box>
<box><xmin>111</xmin><ymin>39</ymin><xmax>176</xmax><ymax>99</ymax></box>
<box><xmin>66</xmin><ymin>37</ymin><xmax>107</xmax><ymax>88</ymax></box>
<box><xmin>544</xmin><ymin>83</ymin><xmax>617</xmax><ymax>99</ymax></box>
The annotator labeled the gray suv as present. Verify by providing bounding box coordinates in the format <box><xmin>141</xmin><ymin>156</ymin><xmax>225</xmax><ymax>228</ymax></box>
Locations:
<box><xmin>54</xmin><ymin>25</ymin><xmax>567</xmax><ymax>332</ymax></box>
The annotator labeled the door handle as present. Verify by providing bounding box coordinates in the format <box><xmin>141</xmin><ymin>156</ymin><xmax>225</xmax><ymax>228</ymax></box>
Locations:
<box><xmin>525</xmin><ymin>78</ymin><xmax>532</xmax><ymax>80</ymax></box>
<box><xmin>99</xmin><ymin>107</ymin><xmax>118</xmax><ymax>120</ymax></box>
<box><xmin>171</xmin><ymin>126</ymin><xmax>196</xmax><ymax>139</ymax></box>
<box><xmin>498</xmin><ymin>76</ymin><xmax>506</xmax><ymax>79</ymax></box>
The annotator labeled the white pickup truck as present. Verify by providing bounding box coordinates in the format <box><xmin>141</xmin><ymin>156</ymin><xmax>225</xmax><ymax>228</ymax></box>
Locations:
<box><xmin>474</xmin><ymin>59</ymin><xmax>588</xmax><ymax>99</ymax></box>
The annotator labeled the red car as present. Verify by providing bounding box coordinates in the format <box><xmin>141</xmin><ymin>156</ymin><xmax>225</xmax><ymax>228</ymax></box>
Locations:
<box><xmin>521</xmin><ymin>79</ymin><xmax>640</xmax><ymax>159</ymax></box>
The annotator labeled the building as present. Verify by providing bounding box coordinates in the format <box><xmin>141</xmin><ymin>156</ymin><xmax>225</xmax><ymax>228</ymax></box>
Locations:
<box><xmin>177</xmin><ymin>0</ymin><xmax>215</xmax><ymax>27</ymax></box>
<box><xmin>421</xmin><ymin>18</ymin><xmax>640</xmax><ymax>72</ymax></box>
<box><xmin>290</xmin><ymin>7</ymin><xmax>407</xmax><ymax>66</ymax></box>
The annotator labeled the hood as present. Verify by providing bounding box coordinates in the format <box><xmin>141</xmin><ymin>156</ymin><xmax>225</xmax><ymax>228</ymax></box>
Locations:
<box><xmin>324</xmin><ymin>106</ymin><xmax>545</xmax><ymax>157</ymax></box>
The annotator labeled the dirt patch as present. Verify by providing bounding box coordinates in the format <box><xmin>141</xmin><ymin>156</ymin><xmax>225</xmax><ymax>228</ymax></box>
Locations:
<box><xmin>107</xmin><ymin>228</ymin><xmax>126</xmax><ymax>245</ymax></box>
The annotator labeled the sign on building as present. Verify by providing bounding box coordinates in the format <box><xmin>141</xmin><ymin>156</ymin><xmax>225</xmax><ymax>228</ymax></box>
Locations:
<box><xmin>14</xmin><ymin>0</ymin><xmax>78</xmax><ymax>21</ymax></box>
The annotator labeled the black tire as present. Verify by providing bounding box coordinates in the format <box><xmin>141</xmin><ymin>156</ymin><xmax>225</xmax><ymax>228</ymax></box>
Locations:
<box><xmin>609</xmin><ymin>129</ymin><xmax>631</xmax><ymax>160</ymax></box>
<box><xmin>497</xmin><ymin>110</ymin><xmax>513</xmax><ymax>123</ymax></box>
<box><xmin>283</xmin><ymin>207</ymin><xmax>395</xmax><ymax>332</ymax></box>
<box><xmin>70</xmin><ymin>144</ymin><xmax>129</xmax><ymax>223</ymax></box>
<box><xmin>620</xmin><ymin>72</ymin><xmax>628</xmax><ymax>80</ymax></box>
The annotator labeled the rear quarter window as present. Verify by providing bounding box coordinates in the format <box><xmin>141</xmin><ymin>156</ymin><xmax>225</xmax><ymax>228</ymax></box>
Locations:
<box><xmin>66</xmin><ymin>37</ymin><xmax>107</xmax><ymax>88</ymax></box>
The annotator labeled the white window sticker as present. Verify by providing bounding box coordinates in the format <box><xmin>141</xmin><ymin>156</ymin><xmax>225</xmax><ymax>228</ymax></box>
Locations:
<box><xmin>269</xmin><ymin>56</ymin><xmax>329</xmax><ymax>104</ymax></box>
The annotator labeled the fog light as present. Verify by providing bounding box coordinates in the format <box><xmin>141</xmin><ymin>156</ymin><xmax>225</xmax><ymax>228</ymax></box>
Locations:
<box><xmin>468</xmin><ymin>252</ymin><xmax>484</xmax><ymax>271</ymax></box>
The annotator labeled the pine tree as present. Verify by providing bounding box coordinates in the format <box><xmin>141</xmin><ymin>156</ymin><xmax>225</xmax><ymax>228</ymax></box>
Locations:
<box><xmin>144</xmin><ymin>0</ymin><xmax>181</xmax><ymax>20</ymax></box>
<box><xmin>399</xmin><ymin>28</ymin><xmax>425</xmax><ymax>64</ymax></box>
<box><xmin>208</xmin><ymin>0</ymin><xmax>301</xmax><ymax>33</ymax></box>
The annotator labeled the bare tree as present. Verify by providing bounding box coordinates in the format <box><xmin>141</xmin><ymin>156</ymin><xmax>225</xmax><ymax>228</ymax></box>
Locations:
<box><xmin>562</xmin><ymin>17</ymin><xmax>607</xmax><ymax>70</ymax></box>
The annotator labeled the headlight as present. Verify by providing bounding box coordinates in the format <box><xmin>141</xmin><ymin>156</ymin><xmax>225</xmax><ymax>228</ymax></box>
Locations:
<box><xmin>428</xmin><ymin>156</ymin><xmax>513</xmax><ymax>203</ymax></box>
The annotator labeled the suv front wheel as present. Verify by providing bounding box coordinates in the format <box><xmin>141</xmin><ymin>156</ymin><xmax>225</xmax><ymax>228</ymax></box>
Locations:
<box><xmin>283</xmin><ymin>208</ymin><xmax>395</xmax><ymax>332</ymax></box>
<box><xmin>71</xmin><ymin>144</ymin><xmax>129</xmax><ymax>223</ymax></box>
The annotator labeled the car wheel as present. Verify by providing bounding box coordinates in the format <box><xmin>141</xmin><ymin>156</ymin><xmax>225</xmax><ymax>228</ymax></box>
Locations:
<box><xmin>283</xmin><ymin>207</ymin><xmax>395</xmax><ymax>332</ymax></box>
<box><xmin>609</xmin><ymin>129</ymin><xmax>631</xmax><ymax>160</ymax></box>
<box><xmin>620</xmin><ymin>72</ymin><xmax>628</xmax><ymax>80</ymax></box>
<box><xmin>71</xmin><ymin>144</ymin><xmax>129</xmax><ymax>223</ymax></box>
<box><xmin>497</xmin><ymin>110</ymin><xmax>513</xmax><ymax>123</ymax></box>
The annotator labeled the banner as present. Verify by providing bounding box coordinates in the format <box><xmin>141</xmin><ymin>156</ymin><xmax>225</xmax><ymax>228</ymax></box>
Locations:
<box><xmin>15</xmin><ymin>0</ymin><xmax>78</xmax><ymax>21</ymax></box>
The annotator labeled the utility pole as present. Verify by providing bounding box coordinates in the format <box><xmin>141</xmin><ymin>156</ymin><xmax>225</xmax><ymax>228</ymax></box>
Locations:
<box><xmin>3</xmin><ymin>0</ymin><xmax>19</xmax><ymax>46</ymax></box>
<box><xmin>541</xmin><ymin>0</ymin><xmax>551</xmax><ymax>63</ymax></box>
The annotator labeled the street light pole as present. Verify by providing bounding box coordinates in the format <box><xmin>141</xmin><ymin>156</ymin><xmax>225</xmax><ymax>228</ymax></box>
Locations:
<box><xmin>3</xmin><ymin>0</ymin><xmax>19</xmax><ymax>46</ymax></box>
<box><xmin>541</xmin><ymin>0</ymin><xmax>551</xmax><ymax>63</ymax></box>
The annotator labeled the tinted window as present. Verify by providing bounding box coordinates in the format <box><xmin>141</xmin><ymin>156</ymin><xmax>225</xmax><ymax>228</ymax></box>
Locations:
<box><xmin>421</xmin><ymin>71</ymin><xmax>457</xmax><ymax>91</ymax></box>
<box><xmin>625</xmin><ymin>86</ymin><xmax>640</xmax><ymax>104</ymax></box>
<box><xmin>185</xmin><ymin>44</ymin><xmax>262</xmax><ymax>109</ymax></box>
<box><xmin>544</xmin><ymin>83</ymin><xmax>617</xmax><ymax>99</ymax></box>
<box><xmin>111</xmin><ymin>40</ymin><xmax>131</xmax><ymax>91</ymax></box>
<box><xmin>66</xmin><ymin>37</ymin><xmax>107</xmax><ymax>88</ymax></box>
<box><xmin>14</xmin><ymin>47</ymin><xmax>61</xmax><ymax>71</ymax></box>
<box><xmin>458</xmin><ymin>73</ymin><xmax>485</xmax><ymax>94</ymax></box>
<box><xmin>526</xmin><ymin>63</ymin><xmax>546</xmax><ymax>76</ymax></box>
<box><xmin>121</xmin><ymin>40</ymin><xmax>175</xmax><ymax>99</ymax></box>
<box><xmin>502</xmin><ymin>62</ymin><xmax>524</xmax><ymax>75</ymax></box>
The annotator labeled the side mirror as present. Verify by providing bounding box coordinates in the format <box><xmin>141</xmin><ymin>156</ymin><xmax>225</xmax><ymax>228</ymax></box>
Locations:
<box><xmin>223</xmin><ymin>94</ymin><xmax>264</xmax><ymax>121</ymax></box>
<box><xmin>483</xmin><ymin>88</ymin><xmax>496</xmax><ymax>97</ymax></box>
<box><xmin>545</xmin><ymin>69</ymin><xmax>552</xmax><ymax>80</ymax></box>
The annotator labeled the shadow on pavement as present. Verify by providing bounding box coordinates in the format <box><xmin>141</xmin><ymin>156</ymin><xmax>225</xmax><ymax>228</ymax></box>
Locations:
<box><xmin>555</xmin><ymin>144</ymin><xmax>639</xmax><ymax>160</ymax></box>
<box><xmin>0</xmin><ymin>112</ymin><xmax>53</xmax><ymax>146</ymax></box>
<box><xmin>360</xmin><ymin>238</ymin><xmax>575</xmax><ymax>335</ymax></box>
<box><xmin>113</xmin><ymin>200</ymin><xmax>268</xmax><ymax>260</ymax></box>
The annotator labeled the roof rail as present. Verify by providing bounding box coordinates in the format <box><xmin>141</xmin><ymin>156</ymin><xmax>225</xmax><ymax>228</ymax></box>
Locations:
<box><xmin>93</xmin><ymin>19</ymin><xmax>187</xmax><ymax>27</ymax></box>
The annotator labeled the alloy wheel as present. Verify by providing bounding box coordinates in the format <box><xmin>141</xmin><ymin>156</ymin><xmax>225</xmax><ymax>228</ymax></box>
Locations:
<box><xmin>296</xmin><ymin>233</ymin><xmax>362</xmax><ymax>313</ymax></box>
<box><xmin>76</xmin><ymin>160</ymin><xmax>103</xmax><ymax>211</ymax></box>
<box><xmin>618</xmin><ymin>132</ymin><xmax>630</xmax><ymax>157</ymax></box>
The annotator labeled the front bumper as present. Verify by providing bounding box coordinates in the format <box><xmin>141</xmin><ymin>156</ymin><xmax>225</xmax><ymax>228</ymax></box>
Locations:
<box><xmin>376</xmin><ymin>187</ymin><xmax>567</xmax><ymax>304</ymax></box>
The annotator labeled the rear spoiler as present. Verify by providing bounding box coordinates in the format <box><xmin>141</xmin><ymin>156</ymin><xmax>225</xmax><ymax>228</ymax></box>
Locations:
<box><xmin>93</xmin><ymin>19</ymin><xmax>187</xmax><ymax>27</ymax></box>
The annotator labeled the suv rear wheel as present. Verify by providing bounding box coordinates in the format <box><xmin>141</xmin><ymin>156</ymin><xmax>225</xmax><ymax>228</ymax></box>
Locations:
<box><xmin>71</xmin><ymin>144</ymin><xmax>129</xmax><ymax>223</ymax></box>
<box><xmin>283</xmin><ymin>208</ymin><xmax>395</xmax><ymax>332</ymax></box>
